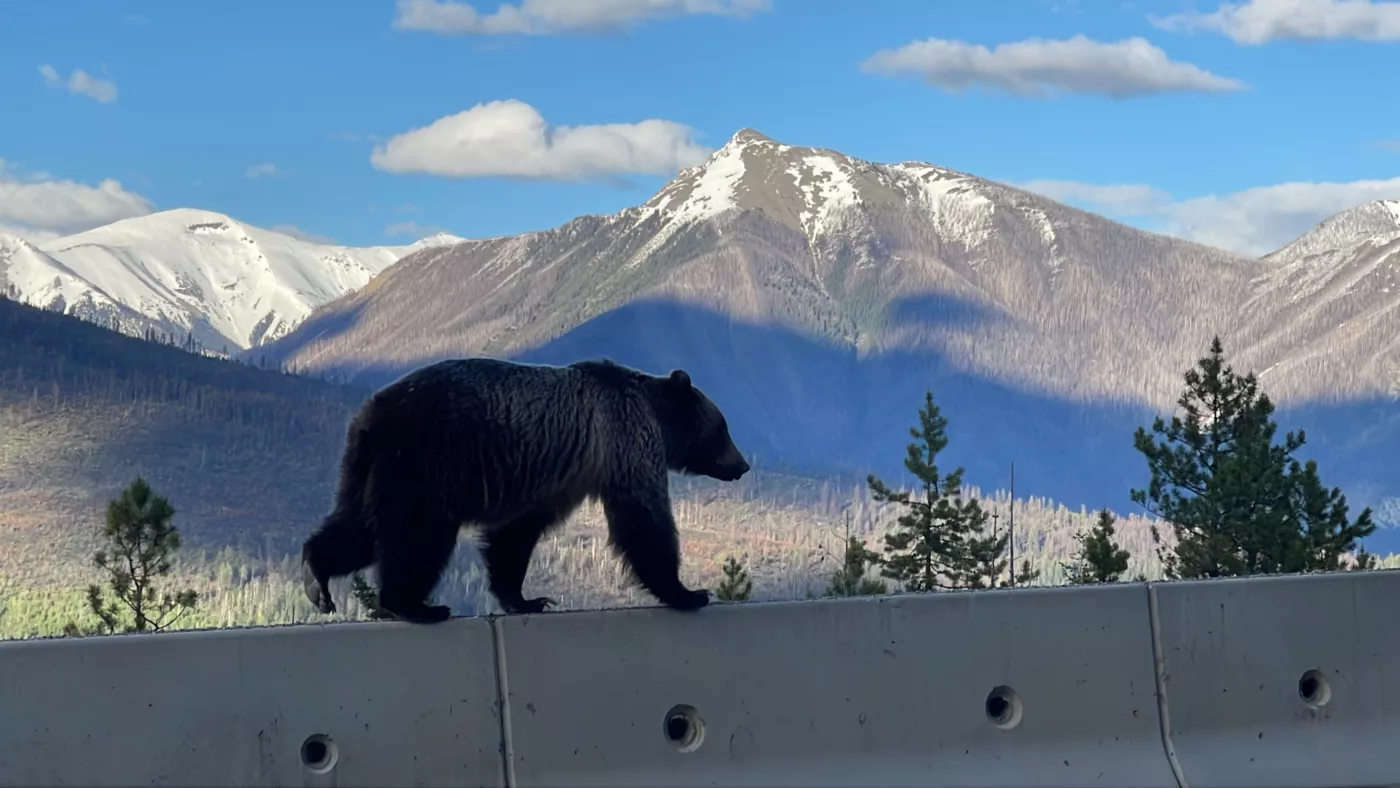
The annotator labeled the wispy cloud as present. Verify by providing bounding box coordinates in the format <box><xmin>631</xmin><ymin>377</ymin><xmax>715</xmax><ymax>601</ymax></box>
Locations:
<box><xmin>859</xmin><ymin>35</ymin><xmax>1245</xmax><ymax>98</ymax></box>
<box><xmin>271</xmin><ymin>224</ymin><xmax>337</xmax><ymax>244</ymax></box>
<box><xmin>245</xmin><ymin>163</ymin><xmax>280</xmax><ymax>180</ymax></box>
<box><xmin>371</xmin><ymin>98</ymin><xmax>711</xmax><ymax>181</ymax></box>
<box><xmin>385</xmin><ymin>220</ymin><xmax>452</xmax><ymax>238</ymax></box>
<box><xmin>38</xmin><ymin>64</ymin><xmax>118</xmax><ymax>104</ymax></box>
<box><xmin>391</xmin><ymin>0</ymin><xmax>769</xmax><ymax>35</ymax></box>
<box><xmin>1020</xmin><ymin>176</ymin><xmax>1400</xmax><ymax>255</ymax></box>
<box><xmin>1150</xmin><ymin>0</ymin><xmax>1400</xmax><ymax>44</ymax></box>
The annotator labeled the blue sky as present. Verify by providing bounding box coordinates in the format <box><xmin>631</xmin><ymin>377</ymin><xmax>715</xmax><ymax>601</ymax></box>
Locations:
<box><xmin>2</xmin><ymin>0</ymin><xmax>1398</xmax><ymax>254</ymax></box>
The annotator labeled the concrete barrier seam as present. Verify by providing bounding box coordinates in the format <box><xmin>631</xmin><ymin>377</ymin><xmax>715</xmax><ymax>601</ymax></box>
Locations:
<box><xmin>490</xmin><ymin>617</ymin><xmax>519</xmax><ymax>788</ymax></box>
<box><xmin>1147</xmin><ymin>583</ymin><xmax>1189</xmax><ymax>788</ymax></box>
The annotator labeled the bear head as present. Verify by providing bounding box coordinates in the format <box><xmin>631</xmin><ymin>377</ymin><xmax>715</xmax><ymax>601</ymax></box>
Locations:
<box><xmin>655</xmin><ymin>369</ymin><xmax>750</xmax><ymax>482</ymax></box>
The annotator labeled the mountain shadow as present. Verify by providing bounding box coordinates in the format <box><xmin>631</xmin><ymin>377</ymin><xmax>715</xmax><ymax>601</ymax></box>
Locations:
<box><xmin>336</xmin><ymin>295</ymin><xmax>1400</xmax><ymax>552</ymax></box>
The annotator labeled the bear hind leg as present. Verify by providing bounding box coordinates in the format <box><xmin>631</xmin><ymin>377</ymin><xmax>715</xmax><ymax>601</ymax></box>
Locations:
<box><xmin>301</xmin><ymin>509</ymin><xmax>375</xmax><ymax>615</ymax></box>
<box><xmin>480</xmin><ymin>509</ymin><xmax>561</xmax><ymax>615</ymax></box>
<box><xmin>602</xmin><ymin>490</ymin><xmax>710</xmax><ymax>612</ymax></box>
<box><xmin>374</xmin><ymin>511</ymin><xmax>460</xmax><ymax>625</ymax></box>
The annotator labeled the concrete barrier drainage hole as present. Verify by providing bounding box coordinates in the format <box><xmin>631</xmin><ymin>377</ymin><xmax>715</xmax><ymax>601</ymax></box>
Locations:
<box><xmin>301</xmin><ymin>733</ymin><xmax>339</xmax><ymax>774</ymax></box>
<box><xmin>1298</xmin><ymin>669</ymin><xmax>1331</xmax><ymax>709</ymax></box>
<box><xmin>664</xmin><ymin>704</ymin><xmax>705</xmax><ymax>753</ymax></box>
<box><xmin>985</xmin><ymin>685</ymin><xmax>1023</xmax><ymax>730</ymax></box>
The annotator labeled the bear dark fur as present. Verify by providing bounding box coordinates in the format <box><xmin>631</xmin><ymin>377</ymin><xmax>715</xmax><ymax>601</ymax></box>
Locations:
<box><xmin>300</xmin><ymin>356</ymin><xmax>750</xmax><ymax>624</ymax></box>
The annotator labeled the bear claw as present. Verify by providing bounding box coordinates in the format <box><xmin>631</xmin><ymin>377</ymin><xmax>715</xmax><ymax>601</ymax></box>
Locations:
<box><xmin>666</xmin><ymin>588</ymin><xmax>711</xmax><ymax>612</ymax></box>
<box><xmin>380</xmin><ymin>602</ymin><xmax>453</xmax><ymax>624</ymax></box>
<box><xmin>301</xmin><ymin>559</ymin><xmax>336</xmax><ymax>614</ymax></box>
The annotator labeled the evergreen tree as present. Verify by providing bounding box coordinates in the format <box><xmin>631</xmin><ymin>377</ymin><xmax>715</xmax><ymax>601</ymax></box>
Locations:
<box><xmin>963</xmin><ymin>526</ymin><xmax>1009</xmax><ymax>589</ymax></box>
<box><xmin>350</xmin><ymin>572</ymin><xmax>391</xmax><ymax>620</ymax></box>
<box><xmin>868</xmin><ymin>391</ymin><xmax>1004</xmax><ymax>591</ymax></box>
<box><xmin>715</xmin><ymin>556</ymin><xmax>754</xmax><ymax>602</ymax></box>
<box><xmin>824</xmin><ymin>534</ymin><xmax>889</xmax><ymax>597</ymax></box>
<box><xmin>68</xmin><ymin>477</ymin><xmax>199</xmax><ymax>635</ymax></box>
<box><xmin>1064</xmin><ymin>509</ymin><xmax>1132</xmax><ymax>584</ymax></box>
<box><xmin>1132</xmin><ymin>337</ymin><xmax>1374</xmax><ymax>579</ymax></box>
<box><xmin>1010</xmin><ymin>558</ymin><xmax>1041</xmax><ymax>587</ymax></box>
<box><xmin>1350</xmin><ymin>547</ymin><xmax>1378</xmax><ymax>572</ymax></box>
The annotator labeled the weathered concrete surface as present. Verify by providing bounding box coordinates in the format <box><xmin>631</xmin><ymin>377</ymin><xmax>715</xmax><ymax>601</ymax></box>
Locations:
<box><xmin>7</xmin><ymin>570</ymin><xmax>1400</xmax><ymax>787</ymax></box>
<box><xmin>0</xmin><ymin>617</ymin><xmax>504</xmax><ymax>787</ymax></box>
<box><xmin>496</xmin><ymin>586</ymin><xmax>1175</xmax><ymax>787</ymax></box>
<box><xmin>1153</xmin><ymin>570</ymin><xmax>1400</xmax><ymax>788</ymax></box>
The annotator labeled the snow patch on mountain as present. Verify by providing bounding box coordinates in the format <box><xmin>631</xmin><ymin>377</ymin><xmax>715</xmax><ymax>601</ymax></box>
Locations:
<box><xmin>626</xmin><ymin>128</ymin><xmax>1012</xmax><ymax>273</ymax></box>
<box><xmin>1249</xmin><ymin>200</ymin><xmax>1400</xmax><ymax>308</ymax></box>
<box><xmin>1264</xmin><ymin>200</ymin><xmax>1400</xmax><ymax>270</ymax></box>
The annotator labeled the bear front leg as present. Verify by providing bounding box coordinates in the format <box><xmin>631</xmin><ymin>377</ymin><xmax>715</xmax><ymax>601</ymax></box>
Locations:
<box><xmin>601</xmin><ymin>489</ymin><xmax>710</xmax><ymax>612</ymax></box>
<box><xmin>375</xmin><ymin>515</ymin><xmax>460</xmax><ymax>625</ymax></box>
<box><xmin>481</xmin><ymin>511</ymin><xmax>560</xmax><ymax>615</ymax></box>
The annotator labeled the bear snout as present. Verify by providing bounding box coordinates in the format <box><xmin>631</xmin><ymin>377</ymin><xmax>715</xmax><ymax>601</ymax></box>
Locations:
<box><xmin>719</xmin><ymin>456</ymin><xmax>750</xmax><ymax>481</ymax></box>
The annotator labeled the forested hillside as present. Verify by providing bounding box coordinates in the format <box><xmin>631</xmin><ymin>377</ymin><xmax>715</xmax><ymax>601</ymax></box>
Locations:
<box><xmin>2</xmin><ymin>295</ymin><xmax>1390</xmax><ymax>640</ymax></box>
<box><xmin>0</xmin><ymin>295</ymin><xmax>369</xmax><ymax>588</ymax></box>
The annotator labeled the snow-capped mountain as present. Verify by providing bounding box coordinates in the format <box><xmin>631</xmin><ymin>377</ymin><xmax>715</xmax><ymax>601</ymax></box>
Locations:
<box><xmin>0</xmin><ymin>208</ymin><xmax>464</xmax><ymax>352</ymax></box>
<box><xmin>263</xmin><ymin>127</ymin><xmax>1252</xmax><ymax>406</ymax></box>
<box><xmin>1232</xmin><ymin>199</ymin><xmax>1400</xmax><ymax>401</ymax></box>
<box><xmin>637</xmin><ymin>128</ymin><xmax>1006</xmax><ymax>254</ymax></box>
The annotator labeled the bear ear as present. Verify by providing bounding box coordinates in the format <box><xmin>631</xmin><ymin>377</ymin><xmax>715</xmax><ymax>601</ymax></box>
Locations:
<box><xmin>668</xmin><ymin>369</ymin><xmax>692</xmax><ymax>390</ymax></box>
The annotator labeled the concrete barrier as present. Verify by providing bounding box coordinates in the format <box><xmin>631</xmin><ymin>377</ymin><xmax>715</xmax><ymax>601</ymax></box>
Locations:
<box><xmin>0</xmin><ymin>618</ymin><xmax>505</xmax><ymax>787</ymax></box>
<box><xmin>1152</xmin><ymin>569</ymin><xmax>1400</xmax><ymax>788</ymax></box>
<box><xmin>494</xmin><ymin>585</ymin><xmax>1176</xmax><ymax>787</ymax></box>
<box><xmin>6</xmin><ymin>570</ymin><xmax>1400</xmax><ymax>787</ymax></box>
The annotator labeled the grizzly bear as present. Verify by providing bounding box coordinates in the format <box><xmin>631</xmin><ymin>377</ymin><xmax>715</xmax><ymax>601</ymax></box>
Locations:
<box><xmin>300</xmin><ymin>357</ymin><xmax>750</xmax><ymax>624</ymax></box>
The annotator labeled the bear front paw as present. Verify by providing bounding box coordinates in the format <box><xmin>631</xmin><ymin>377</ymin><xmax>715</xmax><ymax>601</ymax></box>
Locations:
<box><xmin>668</xmin><ymin>588</ymin><xmax>711</xmax><ymax>612</ymax></box>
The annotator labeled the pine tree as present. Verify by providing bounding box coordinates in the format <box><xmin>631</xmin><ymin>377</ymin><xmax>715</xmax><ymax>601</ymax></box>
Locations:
<box><xmin>868</xmin><ymin>391</ymin><xmax>1004</xmax><ymax>591</ymax></box>
<box><xmin>1064</xmin><ymin>509</ymin><xmax>1132</xmax><ymax>584</ymax></box>
<box><xmin>1011</xmin><ymin>558</ymin><xmax>1041</xmax><ymax>587</ymax></box>
<box><xmin>715</xmin><ymin>556</ymin><xmax>754</xmax><ymax>602</ymax></box>
<box><xmin>350</xmin><ymin>572</ymin><xmax>391</xmax><ymax>619</ymax></box>
<box><xmin>68</xmin><ymin>477</ymin><xmax>199</xmax><ymax>635</ymax></box>
<box><xmin>1132</xmin><ymin>337</ymin><xmax>1375</xmax><ymax>579</ymax></box>
<box><xmin>963</xmin><ymin>526</ymin><xmax>1009</xmax><ymax>589</ymax></box>
<box><xmin>824</xmin><ymin>534</ymin><xmax>889</xmax><ymax>597</ymax></box>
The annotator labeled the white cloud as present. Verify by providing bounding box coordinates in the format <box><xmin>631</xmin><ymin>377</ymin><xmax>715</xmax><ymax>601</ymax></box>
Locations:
<box><xmin>0</xmin><ymin>158</ymin><xmax>152</xmax><ymax>240</ymax></box>
<box><xmin>1150</xmin><ymin>0</ymin><xmax>1400</xmax><ymax>44</ymax></box>
<box><xmin>385</xmin><ymin>220</ymin><xmax>452</xmax><ymax>238</ymax></box>
<box><xmin>0</xmin><ymin>223</ymin><xmax>62</xmax><ymax>244</ymax></box>
<box><xmin>1019</xmin><ymin>176</ymin><xmax>1400</xmax><ymax>255</ymax></box>
<box><xmin>370</xmin><ymin>99</ymin><xmax>712</xmax><ymax>181</ymax></box>
<box><xmin>391</xmin><ymin>0</ymin><xmax>768</xmax><ymax>35</ymax></box>
<box><xmin>859</xmin><ymin>34</ymin><xmax>1246</xmax><ymax>97</ymax></box>
<box><xmin>38</xmin><ymin>64</ymin><xmax>118</xmax><ymax>104</ymax></box>
<box><xmin>245</xmin><ymin>163</ymin><xmax>279</xmax><ymax>179</ymax></box>
<box><xmin>271</xmin><ymin>224</ymin><xmax>336</xmax><ymax>244</ymax></box>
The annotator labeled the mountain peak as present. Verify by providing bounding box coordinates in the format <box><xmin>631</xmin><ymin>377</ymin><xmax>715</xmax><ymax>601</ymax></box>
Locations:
<box><xmin>637</xmin><ymin>124</ymin><xmax>994</xmax><ymax>247</ymax></box>
<box><xmin>727</xmin><ymin>127</ymin><xmax>775</xmax><ymax>146</ymax></box>
<box><xmin>1265</xmin><ymin>199</ymin><xmax>1400</xmax><ymax>266</ymax></box>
